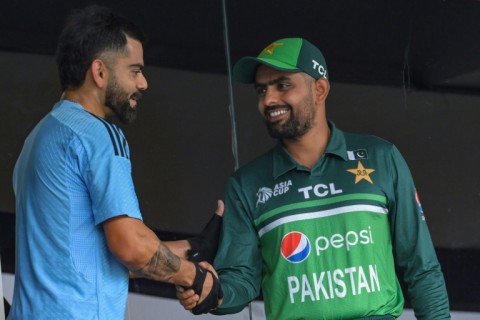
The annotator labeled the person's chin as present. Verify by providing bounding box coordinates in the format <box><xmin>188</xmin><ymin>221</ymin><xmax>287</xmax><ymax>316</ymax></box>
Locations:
<box><xmin>124</xmin><ymin>109</ymin><xmax>138</xmax><ymax>125</ymax></box>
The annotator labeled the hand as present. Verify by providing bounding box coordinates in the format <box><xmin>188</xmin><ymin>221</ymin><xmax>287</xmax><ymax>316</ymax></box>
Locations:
<box><xmin>215</xmin><ymin>199</ymin><xmax>224</xmax><ymax>217</ymax></box>
<box><xmin>197</xmin><ymin>261</ymin><xmax>223</xmax><ymax>307</ymax></box>
<box><xmin>187</xmin><ymin>200</ymin><xmax>224</xmax><ymax>263</ymax></box>
<box><xmin>176</xmin><ymin>285</ymin><xmax>198</xmax><ymax>311</ymax></box>
<box><xmin>176</xmin><ymin>261</ymin><xmax>223</xmax><ymax>313</ymax></box>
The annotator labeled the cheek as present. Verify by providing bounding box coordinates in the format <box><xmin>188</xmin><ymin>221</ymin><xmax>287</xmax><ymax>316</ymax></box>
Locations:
<box><xmin>117</xmin><ymin>72</ymin><xmax>135</xmax><ymax>90</ymax></box>
<box><xmin>257</xmin><ymin>100</ymin><xmax>264</xmax><ymax>115</ymax></box>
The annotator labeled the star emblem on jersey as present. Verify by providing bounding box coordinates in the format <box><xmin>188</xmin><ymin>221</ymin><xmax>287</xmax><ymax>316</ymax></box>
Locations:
<box><xmin>262</xmin><ymin>42</ymin><xmax>283</xmax><ymax>55</ymax></box>
<box><xmin>347</xmin><ymin>161</ymin><xmax>375</xmax><ymax>184</ymax></box>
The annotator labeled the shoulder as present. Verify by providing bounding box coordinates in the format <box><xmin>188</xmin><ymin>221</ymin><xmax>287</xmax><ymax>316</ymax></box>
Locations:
<box><xmin>224</xmin><ymin>149</ymin><xmax>277</xmax><ymax>195</ymax></box>
<box><xmin>340</xmin><ymin>130</ymin><xmax>400</xmax><ymax>160</ymax></box>
<box><xmin>340</xmin><ymin>129</ymin><xmax>410</xmax><ymax>176</ymax></box>
<box><xmin>334</xmin><ymin>127</ymin><xmax>408</xmax><ymax>170</ymax></box>
<box><xmin>342</xmin><ymin>130</ymin><xmax>394</xmax><ymax>150</ymax></box>
<box><xmin>52</xmin><ymin>102</ymin><xmax>129</xmax><ymax>158</ymax></box>
<box><xmin>53</xmin><ymin>103</ymin><xmax>115</xmax><ymax>137</ymax></box>
<box><xmin>233</xmin><ymin>148</ymin><xmax>275</xmax><ymax>178</ymax></box>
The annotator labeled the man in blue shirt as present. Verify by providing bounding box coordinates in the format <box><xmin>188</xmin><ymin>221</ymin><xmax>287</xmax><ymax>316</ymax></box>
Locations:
<box><xmin>9</xmin><ymin>5</ymin><xmax>222</xmax><ymax>319</ymax></box>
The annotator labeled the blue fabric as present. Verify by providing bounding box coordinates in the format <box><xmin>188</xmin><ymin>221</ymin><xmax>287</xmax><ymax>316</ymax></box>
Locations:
<box><xmin>9</xmin><ymin>101</ymin><xmax>142</xmax><ymax>319</ymax></box>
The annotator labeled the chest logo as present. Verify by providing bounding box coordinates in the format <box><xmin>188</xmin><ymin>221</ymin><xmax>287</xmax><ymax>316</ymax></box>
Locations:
<box><xmin>281</xmin><ymin>231</ymin><xmax>311</xmax><ymax>263</ymax></box>
<box><xmin>256</xmin><ymin>180</ymin><xmax>292</xmax><ymax>207</ymax></box>
<box><xmin>256</xmin><ymin>187</ymin><xmax>273</xmax><ymax>207</ymax></box>
<box><xmin>347</xmin><ymin>149</ymin><xmax>368</xmax><ymax>160</ymax></box>
<box><xmin>347</xmin><ymin>161</ymin><xmax>375</xmax><ymax>184</ymax></box>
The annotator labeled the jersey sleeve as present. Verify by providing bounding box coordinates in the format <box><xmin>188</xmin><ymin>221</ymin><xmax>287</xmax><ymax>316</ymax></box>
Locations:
<box><xmin>388</xmin><ymin>145</ymin><xmax>450</xmax><ymax>319</ymax></box>
<box><xmin>212</xmin><ymin>176</ymin><xmax>262</xmax><ymax>314</ymax></box>
<box><xmin>78</xmin><ymin>122</ymin><xmax>142</xmax><ymax>225</ymax></box>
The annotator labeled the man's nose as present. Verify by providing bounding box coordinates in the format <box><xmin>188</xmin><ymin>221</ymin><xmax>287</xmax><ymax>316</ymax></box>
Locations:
<box><xmin>137</xmin><ymin>73</ymin><xmax>148</xmax><ymax>91</ymax></box>
<box><xmin>262</xmin><ymin>87</ymin><xmax>279</xmax><ymax>106</ymax></box>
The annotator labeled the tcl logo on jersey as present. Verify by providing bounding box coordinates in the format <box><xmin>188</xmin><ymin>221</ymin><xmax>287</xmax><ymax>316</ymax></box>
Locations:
<box><xmin>281</xmin><ymin>232</ymin><xmax>311</xmax><ymax>263</ymax></box>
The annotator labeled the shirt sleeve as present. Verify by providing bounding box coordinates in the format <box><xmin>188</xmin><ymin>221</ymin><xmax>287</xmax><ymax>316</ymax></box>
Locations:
<box><xmin>388</xmin><ymin>146</ymin><xmax>450</xmax><ymax>319</ymax></box>
<box><xmin>212</xmin><ymin>176</ymin><xmax>262</xmax><ymax>315</ymax></box>
<box><xmin>79</xmin><ymin>123</ymin><xmax>142</xmax><ymax>225</ymax></box>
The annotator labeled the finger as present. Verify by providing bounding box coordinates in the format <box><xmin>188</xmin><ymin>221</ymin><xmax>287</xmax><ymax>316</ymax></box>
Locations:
<box><xmin>177</xmin><ymin>290</ymin><xmax>200</xmax><ymax>307</ymax></box>
<box><xmin>198</xmin><ymin>261</ymin><xmax>213</xmax><ymax>272</ymax></box>
<box><xmin>198</xmin><ymin>261</ymin><xmax>219</xmax><ymax>278</ymax></box>
<box><xmin>175</xmin><ymin>286</ymin><xmax>197</xmax><ymax>296</ymax></box>
<box><xmin>191</xmin><ymin>270</ymin><xmax>222</xmax><ymax>314</ymax></box>
<box><xmin>198</xmin><ymin>270</ymin><xmax>214</xmax><ymax>303</ymax></box>
<box><xmin>180</xmin><ymin>296</ymin><xmax>200</xmax><ymax>310</ymax></box>
<box><xmin>175</xmin><ymin>285</ymin><xmax>185</xmax><ymax>293</ymax></box>
<box><xmin>182</xmin><ymin>300</ymin><xmax>198</xmax><ymax>310</ymax></box>
<box><xmin>175</xmin><ymin>286</ymin><xmax>196</xmax><ymax>299</ymax></box>
<box><xmin>176</xmin><ymin>290</ymin><xmax>197</xmax><ymax>300</ymax></box>
<box><xmin>215</xmin><ymin>200</ymin><xmax>224</xmax><ymax>217</ymax></box>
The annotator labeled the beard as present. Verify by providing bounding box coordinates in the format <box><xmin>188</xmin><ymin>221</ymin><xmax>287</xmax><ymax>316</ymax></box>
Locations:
<box><xmin>105</xmin><ymin>74</ymin><xmax>141</xmax><ymax>125</ymax></box>
<box><xmin>265</xmin><ymin>101</ymin><xmax>315</xmax><ymax>140</ymax></box>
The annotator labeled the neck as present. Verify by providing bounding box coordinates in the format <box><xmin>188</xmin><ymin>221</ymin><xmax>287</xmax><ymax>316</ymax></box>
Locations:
<box><xmin>282</xmin><ymin>122</ymin><xmax>330</xmax><ymax>169</ymax></box>
<box><xmin>63</xmin><ymin>90</ymin><xmax>106</xmax><ymax>118</ymax></box>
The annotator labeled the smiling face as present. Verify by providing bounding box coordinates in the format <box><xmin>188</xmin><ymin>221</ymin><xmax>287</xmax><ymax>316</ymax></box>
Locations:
<box><xmin>254</xmin><ymin>65</ymin><xmax>317</xmax><ymax>140</ymax></box>
<box><xmin>104</xmin><ymin>36</ymin><xmax>148</xmax><ymax>124</ymax></box>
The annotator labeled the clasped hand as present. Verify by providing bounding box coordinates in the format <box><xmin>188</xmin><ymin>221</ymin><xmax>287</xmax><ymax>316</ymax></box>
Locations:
<box><xmin>177</xmin><ymin>261</ymin><xmax>223</xmax><ymax>314</ymax></box>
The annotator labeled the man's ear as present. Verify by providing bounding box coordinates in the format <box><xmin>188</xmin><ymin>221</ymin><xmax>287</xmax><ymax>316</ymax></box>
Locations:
<box><xmin>91</xmin><ymin>59</ymin><xmax>108</xmax><ymax>88</ymax></box>
<box><xmin>314</xmin><ymin>78</ymin><xmax>330</xmax><ymax>103</ymax></box>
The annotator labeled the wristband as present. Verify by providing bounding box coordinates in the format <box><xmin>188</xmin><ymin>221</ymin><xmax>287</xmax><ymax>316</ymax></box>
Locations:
<box><xmin>191</xmin><ymin>270</ymin><xmax>223</xmax><ymax>314</ymax></box>
<box><xmin>188</xmin><ymin>262</ymin><xmax>207</xmax><ymax>297</ymax></box>
<box><xmin>187</xmin><ymin>214</ymin><xmax>222</xmax><ymax>263</ymax></box>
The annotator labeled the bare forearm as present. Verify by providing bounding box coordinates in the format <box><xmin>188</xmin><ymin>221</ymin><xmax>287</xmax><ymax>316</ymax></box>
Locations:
<box><xmin>131</xmin><ymin>242</ymin><xmax>194</xmax><ymax>287</ymax></box>
<box><xmin>131</xmin><ymin>242</ymin><xmax>179</xmax><ymax>278</ymax></box>
<box><xmin>164</xmin><ymin>240</ymin><xmax>190</xmax><ymax>259</ymax></box>
<box><xmin>103</xmin><ymin>216</ymin><xmax>194</xmax><ymax>286</ymax></box>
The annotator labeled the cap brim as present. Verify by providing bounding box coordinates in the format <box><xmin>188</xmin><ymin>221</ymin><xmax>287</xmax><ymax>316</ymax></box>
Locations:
<box><xmin>233</xmin><ymin>56</ymin><xmax>301</xmax><ymax>84</ymax></box>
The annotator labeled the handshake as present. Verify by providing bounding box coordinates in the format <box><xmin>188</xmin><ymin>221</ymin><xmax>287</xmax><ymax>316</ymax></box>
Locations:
<box><xmin>178</xmin><ymin>212</ymin><xmax>224</xmax><ymax>314</ymax></box>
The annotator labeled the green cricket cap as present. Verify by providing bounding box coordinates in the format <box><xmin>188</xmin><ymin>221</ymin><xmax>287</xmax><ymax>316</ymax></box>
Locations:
<box><xmin>233</xmin><ymin>37</ymin><xmax>328</xmax><ymax>83</ymax></box>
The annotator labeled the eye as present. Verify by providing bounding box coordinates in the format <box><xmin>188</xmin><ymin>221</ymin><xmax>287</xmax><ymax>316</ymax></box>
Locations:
<box><xmin>254</xmin><ymin>86</ymin><xmax>266</xmax><ymax>95</ymax></box>
<box><xmin>277</xmin><ymin>82</ymin><xmax>290</xmax><ymax>90</ymax></box>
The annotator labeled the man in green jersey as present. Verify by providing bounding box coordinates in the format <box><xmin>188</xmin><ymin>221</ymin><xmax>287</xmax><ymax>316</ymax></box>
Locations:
<box><xmin>177</xmin><ymin>38</ymin><xmax>450</xmax><ymax>319</ymax></box>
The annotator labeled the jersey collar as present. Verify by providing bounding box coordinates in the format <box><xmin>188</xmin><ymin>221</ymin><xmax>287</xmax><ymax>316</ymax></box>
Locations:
<box><xmin>272</xmin><ymin>120</ymin><xmax>348</xmax><ymax>179</ymax></box>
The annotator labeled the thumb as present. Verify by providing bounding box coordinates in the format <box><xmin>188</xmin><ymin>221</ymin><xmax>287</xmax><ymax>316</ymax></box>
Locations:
<box><xmin>215</xmin><ymin>200</ymin><xmax>224</xmax><ymax>217</ymax></box>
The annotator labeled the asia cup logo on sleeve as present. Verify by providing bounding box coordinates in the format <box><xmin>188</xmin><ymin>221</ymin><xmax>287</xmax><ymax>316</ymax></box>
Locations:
<box><xmin>281</xmin><ymin>231</ymin><xmax>311</xmax><ymax>263</ymax></box>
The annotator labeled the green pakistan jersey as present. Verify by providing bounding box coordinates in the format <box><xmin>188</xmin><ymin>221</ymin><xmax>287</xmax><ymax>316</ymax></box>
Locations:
<box><xmin>213</xmin><ymin>121</ymin><xmax>450</xmax><ymax>320</ymax></box>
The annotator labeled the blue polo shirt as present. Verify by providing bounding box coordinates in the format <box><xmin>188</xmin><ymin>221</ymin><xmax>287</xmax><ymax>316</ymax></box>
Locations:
<box><xmin>10</xmin><ymin>100</ymin><xmax>142</xmax><ymax>319</ymax></box>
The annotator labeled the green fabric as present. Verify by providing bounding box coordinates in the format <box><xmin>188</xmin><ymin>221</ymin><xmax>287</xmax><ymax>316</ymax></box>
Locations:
<box><xmin>213</xmin><ymin>121</ymin><xmax>450</xmax><ymax>320</ymax></box>
<box><xmin>355</xmin><ymin>316</ymin><xmax>396</xmax><ymax>320</ymax></box>
<box><xmin>232</xmin><ymin>37</ymin><xmax>328</xmax><ymax>83</ymax></box>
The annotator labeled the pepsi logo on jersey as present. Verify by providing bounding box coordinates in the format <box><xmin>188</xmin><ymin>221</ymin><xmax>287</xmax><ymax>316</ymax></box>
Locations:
<box><xmin>281</xmin><ymin>231</ymin><xmax>311</xmax><ymax>263</ymax></box>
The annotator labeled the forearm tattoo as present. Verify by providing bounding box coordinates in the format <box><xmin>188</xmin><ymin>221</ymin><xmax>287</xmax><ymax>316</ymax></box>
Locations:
<box><xmin>132</xmin><ymin>243</ymin><xmax>181</xmax><ymax>281</ymax></box>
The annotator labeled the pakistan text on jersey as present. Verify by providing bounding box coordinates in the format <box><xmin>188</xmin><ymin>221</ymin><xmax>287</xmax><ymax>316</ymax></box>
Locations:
<box><xmin>287</xmin><ymin>264</ymin><xmax>380</xmax><ymax>303</ymax></box>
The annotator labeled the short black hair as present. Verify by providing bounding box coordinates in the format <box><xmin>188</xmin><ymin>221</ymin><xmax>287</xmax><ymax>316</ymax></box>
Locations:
<box><xmin>56</xmin><ymin>5</ymin><xmax>146</xmax><ymax>91</ymax></box>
